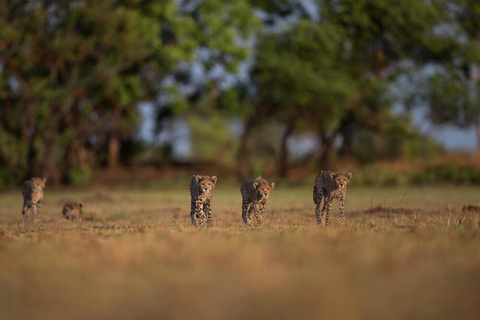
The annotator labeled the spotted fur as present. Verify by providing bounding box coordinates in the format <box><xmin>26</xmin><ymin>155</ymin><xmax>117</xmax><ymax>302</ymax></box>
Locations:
<box><xmin>190</xmin><ymin>175</ymin><xmax>217</xmax><ymax>227</ymax></box>
<box><xmin>63</xmin><ymin>201</ymin><xmax>84</xmax><ymax>221</ymax></box>
<box><xmin>240</xmin><ymin>176</ymin><xmax>274</xmax><ymax>226</ymax></box>
<box><xmin>313</xmin><ymin>171</ymin><xmax>352</xmax><ymax>226</ymax></box>
<box><xmin>21</xmin><ymin>177</ymin><xmax>47</xmax><ymax>225</ymax></box>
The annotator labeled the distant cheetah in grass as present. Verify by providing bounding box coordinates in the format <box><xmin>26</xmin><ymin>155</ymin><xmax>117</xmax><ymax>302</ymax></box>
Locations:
<box><xmin>22</xmin><ymin>177</ymin><xmax>47</xmax><ymax>225</ymax></box>
<box><xmin>240</xmin><ymin>176</ymin><xmax>275</xmax><ymax>226</ymax></box>
<box><xmin>190</xmin><ymin>175</ymin><xmax>217</xmax><ymax>227</ymax></box>
<box><xmin>63</xmin><ymin>201</ymin><xmax>84</xmax><ymax>221</ymax></box>
<box><xmin>313</xmin><ymin>171</ymin><xmax>352</xmax><ymax>226</ymax></box>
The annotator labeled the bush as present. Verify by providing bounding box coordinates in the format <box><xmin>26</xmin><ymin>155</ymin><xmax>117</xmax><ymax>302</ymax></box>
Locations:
<box><xmin>352</xmin><ymin>164</ymin><xmax>480</xmax><ymax>186</ymax></box>
<box><xmin>351</xmin><ymin>166</ymin><xmax>410</xmax><ymax>186</ymax></box>
<box><xmin>412</xmin><ymin>165</ymin><xmax>480</xmax><ymax>185</ymax></box>
<box><xmin>67</xmin><ymin>167</ymin><xmax>93</xmax><ymax>186</ymax></box>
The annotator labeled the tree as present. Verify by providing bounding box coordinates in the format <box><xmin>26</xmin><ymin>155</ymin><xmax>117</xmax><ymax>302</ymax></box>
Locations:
<box><xmin>250</xmin><ymin>0</ymin><xmax>448</xmax><ymax>175</ymax></box>
<box><xmin>252</xmin><ymin>19</ymin><xmax>356</xmax><ymax>175</ymax></box>
<box><xmin>149</xmin><ymin>0</ymin><xmax>260</xmax><ymax>168</ymax></box>
<box><xmin>416</xmin><ymin>0</ymin><xmax>480</xmax><ymax>168</ymax></box>
<box><xmin>320</xmin><ymin>0</ymin><xmax>449</xmax><ymax>160</ymax></box>
<box><xmin>0</xmin><ymin>0</ymin><xmax>198</xmax><ymax>184</ymax></box>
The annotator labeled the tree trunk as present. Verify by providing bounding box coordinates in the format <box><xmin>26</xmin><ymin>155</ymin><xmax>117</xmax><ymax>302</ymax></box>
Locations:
<box><xmin>338</xmin><ymin>111</ymin><xmax>355</xmax><ymax>160</ymax></box>
<box><xmin>319</xmin><ymin>132</ymin><xmax>336</xmax><ymax>170</ymax></box>
<box><xmin>43</xmin><ymin>132</ymin><xmax>60</xmax><ymax>184</ymax></box>
<box><xmin>236</xmin><ymin>119</ymin><xmax>254</xmax><ymax>181</ymax></box>
<box><xmin>108</xmin><ymin>134</ymin><xmax>119</xmax><ymax>168</ymax></box>
<box><xmin>278</xmin><ymin>120</ymin><xmax>293</xmax><ymax>178</ymax></box>
<box><xmin>65</xmin><ymin>139</ymin><xmax>90</xmax><ymax>170</ymax></box>
<box><xmin>26</xmin><ymin>137</ymin><xmax>38</xmax><ymax>178</ymax></box>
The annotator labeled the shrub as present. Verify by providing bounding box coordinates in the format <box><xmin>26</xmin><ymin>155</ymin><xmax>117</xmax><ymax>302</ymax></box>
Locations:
<box><xmin>67</xmin><ymin>167</ymin><xmax>93</xmax><ymax>186</ymax></box>
<box><xmin>412</xmin><ymin>165</ymin><xmax>480</xmax><ymax>185</ymax></box>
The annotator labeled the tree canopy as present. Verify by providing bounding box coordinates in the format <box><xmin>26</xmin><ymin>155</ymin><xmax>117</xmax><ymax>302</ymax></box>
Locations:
<box><xmin>0</xmin><ymin>0</ymin><xmax>479</xmax><ymax>186</ymax></box>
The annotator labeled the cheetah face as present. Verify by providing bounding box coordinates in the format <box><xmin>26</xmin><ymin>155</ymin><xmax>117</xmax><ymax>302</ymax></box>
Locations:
<box><xmin>197</xmin><ymin>175</ymin><xmax>217</xmax><ymax>194</ymax></box>
<box><xmin>255</xmin><ymin>182</ymin><xmax>275</xmax><ymax>200</ymax></box>
<box><xmin>333</xmin><ymin>172</ymin><xmax>352</xmax><ymax>189</ymax></box>
<box><xmin>63</xmin><ymin>202</ymin><xmax>83</xmax><ymax>220</ymax></box>
<box><xmin>64</xmin><ymin>212</ymin><xmax>76</xmax><ymax>220</ymax></box>
<box><xmin>31</xmin><ymin>177</ymin><xmax>47</xmax><ymax>192</ymax></box>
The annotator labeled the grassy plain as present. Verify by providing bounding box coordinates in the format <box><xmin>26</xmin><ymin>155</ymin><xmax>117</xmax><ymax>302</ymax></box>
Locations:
<box><xmin>1</xmin><ymin>183</ymin><xmax>480</xmax><ymax>320</ymax></box>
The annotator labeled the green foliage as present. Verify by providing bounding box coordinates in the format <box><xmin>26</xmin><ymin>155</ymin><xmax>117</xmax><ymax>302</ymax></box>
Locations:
<box><xmin>424</xmin><ymin>67</ymin><xmax>477</xmax><ymax>127</ymax></box>
<box><xmin>354</xmin><ymin>126</ymin><xmax>444</xmax><ymax>164</ymax></box>
<box><xmin>1</xmin><ymin>0</ymin><xmax>479</xmax><ymax>185</ymax></box>
<box><xmin>327</xmin><ymin>0</ymin><xmax>446</xmax><ymax>61</ymax></box>
<box><xmin>353</xmin><ymin>163</ymin><xmax>480</xmax><ymax>186</ymax></box>
<box><xmin>253</xmin><ymin>20</ymin><xmax>356</xmax><ymax>115</ymax></box>
<box><xmin>412</xmin><ymin>165</ymin><xmax>480</xmax><ymax>185</ymax></box>
<box><xmin>0</xmin><ymin>0</ymin><xmax>261</xmax><ymax>184</ymax></box>
<box><xmin>187</xmin><ymin>114</ymin><xmax>239</xmax><ymax>162</ymax></box>
<box><xmin>352</xmin><ymin>166</ymin><xmax>411</xmax><ymax>186</ymax></box>
<box><xmin>151</xmin><ymin>145</ymin><xmax>174</xmax><ymax>168</ymax></box>
<box><xmin>188</xmin><ymin>0</ymin><xmax>260</xmax><ymax>72</ymax></box>
<box><xmin>67</xmin><ymin>166</ymin><xmax>93</xmax><ymax>186</ymax></box>
<box><xmin>0</xmin><ymin>0</ymin><xmax>196</xmax><ymax>183</ymax></box>
<box><xmin>415</xmin><ymin>0</ymin><xmax>480</xmax><ymax>132</ymax></box>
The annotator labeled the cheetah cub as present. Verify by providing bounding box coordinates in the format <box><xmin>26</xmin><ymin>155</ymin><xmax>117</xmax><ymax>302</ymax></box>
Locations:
<box><xmin>63</xmin><ymin>201</ymin><xmax>84</xmax><ymax>221</ymax></box>
<box><xmin>313</xmin><ymin>171</ymin><xmax>352</xmax><ymax>226</ymax></box>
<box><xmin>240</xmin><ymin>176</ymin><xmax>275</xmax><ymax>226</ymax></box>
<box><xmin>190</xmin><ymin>175</ymin><xmax>217</xmax><ymax>227</ymax></box>
<box><xmin>21</xmin><ymin>177</ymin><xmax>47</xmax><ymax>225</ymax></box>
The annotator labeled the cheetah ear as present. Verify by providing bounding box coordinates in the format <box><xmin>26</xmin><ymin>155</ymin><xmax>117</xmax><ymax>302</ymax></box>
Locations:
<box><xmin>253</xmin><ymin>182</ymin><xmax>259</xmax><ymax>189</ymax></box>
<box><xmin>211</xmin><ymin>176</ymin><xmax>217</xmax><ymax>185</ymax></box>
<box><xmin>347</xmin><ymin>172</ymin><xmax>352</xmax><ymax>181</ymax></box>
<box><xmin>270</xmin><ymin>182</ymin><xmax>275</xmax><ymax>189</ymax></box>
<box><xmin>194</xmin><ymin>175</ymin><xmax>202</xmax><ymax>183</ymax></box>
<box><xmin>330</xmin><ymin>172</ymin><xmax>336</xmax><ymax>180</ymax></box>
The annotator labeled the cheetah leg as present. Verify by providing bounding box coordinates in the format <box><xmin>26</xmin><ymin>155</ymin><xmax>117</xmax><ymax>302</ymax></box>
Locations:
<box><xmin>315</xmin><ymin>196</ymin><xmax>323</xmax><ymax>225</ymax></box>
<box><xmin>197</xmin><ymin>200</ymin><xmax>207</xmax><ymax>227</ymax></box>
<box><xmin>339</xmin><ymin>196</ymin><xmax>346</xmax><ymax>225</ymax></box>
<box><xmin>322</xmin><ymin>197</ymin><xmax>332</xmax><ymax>226</ymax></box>
<box><xmin>32</xmin><ymin>203</ymin><xmax>39</xmax><ymax>225</ymax></box>
<box><xmin>248</xmin><ymin>203</ymin><xmax>255</xmax><ymax>224</ymax></box>
<box><xmin>190</xmin><ymin>198</ymin><xmax>198</xmax><ymax>226</ymax></box>
<box><xmin>22</xmin><ymin>202</ymin><xmax>29</xmax><ymax>225</ymax></box>
<box><xmin>242</xmin><ymin>199</ymin><xmax>251</xmax><ymax>225</ymax></box>
<box><xmin>37</xmin><ymin>200</ymin><xmax>42</xmax><ymax>224</ymax></box>
<box><xmin>255</xmin><ymin>200</ymin><xmax>266</xmax><ymax>225</ymax></box>
<box><xmin>205</xmin><ymin>199</ymin><xmax>213</xmax><ymax>227</ymax></box>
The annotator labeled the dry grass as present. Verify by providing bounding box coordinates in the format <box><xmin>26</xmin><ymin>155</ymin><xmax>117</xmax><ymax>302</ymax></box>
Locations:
<box><xmin>1</xmin><ymin>184</ymin><xmax>480</xmax><ymax>320</ymax></box>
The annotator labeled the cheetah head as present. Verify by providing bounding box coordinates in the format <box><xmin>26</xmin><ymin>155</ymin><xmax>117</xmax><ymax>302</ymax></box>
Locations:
<box><xmin>331</xmin><ymin>172</ymin><xmax>352</xmax><ymax>189</ymax></box>
<box><xmin>253</xmin><ymin>180</ymin><xmax>275</xmax><ymax>200</ymax></box>
<box><xmin>195</xmin><ymin>175</ymin><xmax>217</xmax><ymax>194</ymax></box>
<box><xmin>63</xmin><ymin>202</ymin><xmax>84</xmax><ymax>220</ymax></box>
<box><xmin>30</xmin><ymin>177</ymin><xmax>47</xmax><ymax>192</ymax></box>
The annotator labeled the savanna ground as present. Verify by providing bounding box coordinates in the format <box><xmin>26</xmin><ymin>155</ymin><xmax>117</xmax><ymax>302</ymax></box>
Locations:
<box><xmin>1</xmin><ymin>181</ymin><xmax>480</xmax><ymax>320</ymax></box>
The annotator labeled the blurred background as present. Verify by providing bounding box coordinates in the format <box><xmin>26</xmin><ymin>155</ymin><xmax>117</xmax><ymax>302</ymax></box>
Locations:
<box><xmin>1</xmin><ymin>0</ymin><xmax>480</xmax><ymax>188</ymax></box>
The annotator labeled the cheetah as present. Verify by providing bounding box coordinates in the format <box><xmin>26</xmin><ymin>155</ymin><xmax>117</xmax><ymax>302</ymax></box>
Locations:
<box><xmin>190</xmin><ymin>175</ymin><xmax>217</xmax><ymax>227</ymax></box>
<box><xmin>313</xmin><ymin>171</ymin><xmax>352</xmax><ymax>226</ymax></box>
<box><xmin>21</xmin><ymin>177</ymin><xmax>47</xmax><ymax>225</ymax></box>
<box><xmin>241</xmin><ymin>176</ymin><xmax>274</xmax><ymax>226</ymax></box>
<box><xmin>63</xmin><ymin>201</ymin><xmax>84</xmax><ymax>221</ymax></box>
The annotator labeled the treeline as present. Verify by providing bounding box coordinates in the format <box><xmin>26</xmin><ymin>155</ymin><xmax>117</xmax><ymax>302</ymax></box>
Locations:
<box><xmin>1</xmin><ymin>0</ymin><xmax>479</xmax><ymax>186</ymax></box>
